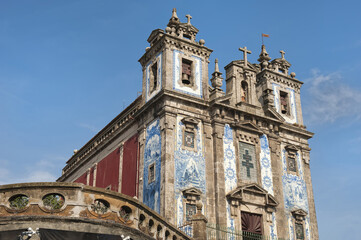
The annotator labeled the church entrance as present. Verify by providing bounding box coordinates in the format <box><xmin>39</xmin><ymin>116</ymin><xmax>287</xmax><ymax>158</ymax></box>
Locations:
<box><xmin>241</xmin><ymin>212</ymin><xmax>263</xmax><ymax>240</ymax></box>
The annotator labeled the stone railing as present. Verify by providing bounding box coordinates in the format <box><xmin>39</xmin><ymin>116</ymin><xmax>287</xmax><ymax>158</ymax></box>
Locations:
<box><xmin>60</xmin><ymin>96</ymin><xmax>141</xmax><ymax>179</ymax></box>
<box><xmin>0</xmin><ymin>182</ymin><xmax>192</xmax><ymax>240</ymax></box>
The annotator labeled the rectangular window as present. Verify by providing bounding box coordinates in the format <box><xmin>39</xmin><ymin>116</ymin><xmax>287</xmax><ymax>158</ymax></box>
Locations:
<box><xmin>183</xmin><ymin>130</ymin><xmax>195</xmax><ymax>148</ymax></box>
<box><xmin>150</xmin><ymin>62</ymin><xmax>158</xmax><ymax>93</ymax></box>
<box><xmin>280</xmin><ymin>91</ymin><xmax>289</xmax><ymax>114</ymax></box>
<box><xmin>148</xmin><ymin>163</ymin><xmax>155</xmax><ymax>183</ymax></box>
<box><xmin>287</xmin><ymin>151</ymin><xmax>297</xmax><ymax>173</ymax></box>
<box><xmin>295</xmin><ymin>223</ymin><xmax>305</xmax><ymax>240</ymax></box>
<box><xmin>181</xmin><ymin>59</ymin><xmax>192</xmax><ymax>85</ymax></box>
<box><xmin>186</xmin><ymin>203</ymin><xmax>197</xmax><ymax>221</ymax></box>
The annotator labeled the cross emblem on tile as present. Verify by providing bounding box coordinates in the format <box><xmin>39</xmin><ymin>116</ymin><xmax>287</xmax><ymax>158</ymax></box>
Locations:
<box><xmin>242</xmin><ymin>150</ymin><xmax>254</xmax><ymax>178</ymax></box>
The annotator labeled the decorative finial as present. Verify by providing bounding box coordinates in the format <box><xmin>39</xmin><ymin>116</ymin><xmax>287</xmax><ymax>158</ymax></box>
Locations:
<box><xmin>215</xmin><ymin>58</ymin><xmax>219</xmax><ymax>72</ymax></box>
<box><xmin>186</xmin><ymin>14</ymin><xmax>192</xmax><ymax>25</ymax></box>
<box><xmin>168</xmin><ymin>8</ymin><xmax>180</xmax><ymax>27</ymax></box>
<box><xmin>211</xmin><ymin>58</ymin><xmax>223</xmax><ymax>89</ymax></box>
<box><xmin>280</xmin><ymin>50</ymin><xmax>285</xmax><ymax>59</ymax></box>
<box><xmin>172</xmin><ymin>8</ymin><xmax>178</xmax><ymax>19</ymax></box>
<box><xmin>239</xmin><ymin>46</ymin><xmax>252</xmax><ymax>67</ymax></box>
<box><xmin>258</xmin><ymin>44</ymin><xmax>271</xmax><ymax>63</ymax></box>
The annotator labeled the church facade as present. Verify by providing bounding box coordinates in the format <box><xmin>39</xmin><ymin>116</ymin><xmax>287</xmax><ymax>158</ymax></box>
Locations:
<box><xmin>58</xmin><ymin>9</ymin><xmax>318</xmax><ymax>240</ymax></box>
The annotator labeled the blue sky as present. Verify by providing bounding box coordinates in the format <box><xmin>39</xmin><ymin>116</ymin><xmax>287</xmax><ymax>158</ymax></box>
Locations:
<box><xmin>1</xmin><ymin>1</ymin><xmax>360</xmax><ymax>239</ymax></box>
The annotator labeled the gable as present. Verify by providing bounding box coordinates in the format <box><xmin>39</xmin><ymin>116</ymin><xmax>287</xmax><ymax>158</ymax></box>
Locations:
<box><xmin>231</xmin><ymin>120</ymin><xmax>263</xmax><ymax>135</ymax></box>
<box><xmin>227</xmin><ymin>183</ymin><xmax>278</xmax><ymax>207</ymax></box>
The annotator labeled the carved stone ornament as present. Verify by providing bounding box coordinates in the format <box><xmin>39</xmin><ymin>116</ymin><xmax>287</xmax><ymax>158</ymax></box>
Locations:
<box><xmin>230</xmin><ymin>120</ymin><xmax>263</xmax><ymax>135</ymax></box>
<box><xmin>285</xmin><ymin>144</ymin><xmax>298</xmax><ymax>152</ymax></box>
<box><xmin>181</xmin><ymin>117</ymin><xmax>199</xmax><ymax>130</ymax></box>
<box><xmin>226</xmin><ymin>183</ymin><xmax>278</xmax><ymax>217</ymax></box>
<box><xmin>292</xmin><ymin>209</ymin><xmax>308</xmax><ymax>222</ymax></box>
<box><xmin>182</xmin><ymin>187</ymin><xmax>202</xmax><ymax>204</ymax></box>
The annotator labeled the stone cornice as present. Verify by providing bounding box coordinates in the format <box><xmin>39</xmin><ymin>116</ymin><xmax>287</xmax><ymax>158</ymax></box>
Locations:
<box><xmin>257</xmin><ymin>70</ymin><xmax>303</xmax><ymax>93</ymax></box>
<box><xmin>138</xmin><ymin>33</ymin><xmax>213</xmax><ymax>66</ymax></box>
<box><xmin>279</xmin><ymin>123</ymin><xmax>314</xmax><ymax>139</ymax></box>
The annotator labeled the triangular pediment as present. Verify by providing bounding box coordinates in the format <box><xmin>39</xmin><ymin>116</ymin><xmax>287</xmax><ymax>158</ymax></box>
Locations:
<box><xmin>147</xmin><ymin>29</ymin><xmax>164</xmax><ymax>43</ymax></box>
<box><xmin>216</xmin><ymin>93</ymin><xmax>232</xmax><ymax>104</ymax></box>
<box><xmin>181</xmin><ymin>117</ymin><xmax>199</xmax><ymax>126</ymax></box>
<box><xmin>227</xmin><ymin>183</ymin><xmax>278</xmax><ymax>207</ymax></box>
<box><xmin>292</xmin><ymin>209</ymin><xmax>308</xmax><ymax>217</ymax></box>
<box><xmin>182</xmin><ymin>187</ymin><xmax>202</xmax><ymax>196</ymax></box>
<box><xmin>265</xmin><ymin>108</ymin><xmax>285</xmax><ymax>123</ymax></box>
<box><xmin>285</xmin><ymin>144</ymin><xmax>298</xmax><ymax>152</ymax></box>
<box><xmin>231</xmin><ymin>120</ymin><xmax>263</xmax><ymax>135</ymax></box>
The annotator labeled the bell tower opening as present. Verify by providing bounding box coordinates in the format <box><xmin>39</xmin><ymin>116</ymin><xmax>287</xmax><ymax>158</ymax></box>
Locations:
<box><xmin>182</xmin><ymin>58</ymin><xmax>192</xmax><ymax>85</ymax></box>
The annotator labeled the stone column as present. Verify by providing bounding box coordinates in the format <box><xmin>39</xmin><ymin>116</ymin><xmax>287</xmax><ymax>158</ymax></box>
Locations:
<box><xmin>192</xmin><ymin>202</ymin><xmax>208</xmax><ymax>240</ymax></box>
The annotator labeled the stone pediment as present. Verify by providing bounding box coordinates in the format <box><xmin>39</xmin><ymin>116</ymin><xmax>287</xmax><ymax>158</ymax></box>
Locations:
<box><xmin>285</xmin><ymin>144</ymin><xmax>298</xmax><ymax>152</ymax></box>
<box><xmin>226</xmin><ymin>183</ymin><xmax>278</xmax><ymax>208</ymax></box>
<box><xmin>292</xmin><ymin>209</ymin><xmax>308</xmax><ymax>222</ymax></box>
<box><xmin>147</xmin><ymin>29</ymin><xmax>164</xmax><ymax>43</ymax></box>
<box><xmin>231</xmin><ymin>120</ymin><xmax>263</xmax><ymax>135</ymax></box>
<box><xmin>265</xmin><ymin>108</ymin><xmax>285</xmax><ymax>123</ymax></box>
<box><xmin>213</xmin><ymin>93</ymin><xmax>232</xmax><ymax>104</ymax></box>
<box><xmin>182</xmin><ymin>187</ymin><xmax>202</xmax><ymax>197</ymax></box>
<box><xmin>182</xmin><ymin>187</ymin><xmax>202</xmax><ymax>204</ymax></box>
<box><xmin>181</xmin><ymin>117</ymin><xmax>199</xmax><ymax>129</ymax></box>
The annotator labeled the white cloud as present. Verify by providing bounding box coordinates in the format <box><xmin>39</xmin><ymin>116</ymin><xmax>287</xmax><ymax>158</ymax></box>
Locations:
<box><xmin>23</xmin><ymin>171</ymin><xmax>57</xmax><ymax>183</ymax></box>
<box><xmin>77</xmin><ymin>122</ymin><xmax>99</xmax><ymax>133</ymax></box>
<box><xmin>303</xmin><ymin>69</ymin><xmax>361</xmax><ymax>124</ymax></box>
<box><xmin>0</xmin><ymin>154</ymin><xmax>66</xmax><ymax>185</ymax></box>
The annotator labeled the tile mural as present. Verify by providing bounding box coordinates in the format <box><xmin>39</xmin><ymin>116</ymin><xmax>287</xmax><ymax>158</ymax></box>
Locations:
<box><xmin>239</xmin><ymin>142</ymin><xmax>257</xmax><ymax>182</ymax></box>
<box><xmin>143</xmin><ymin>119</ymin><xmax>161</xmax><ymax>213</ymax></box>
<box><xmin>223</xmin><ymin>124</ymin><xmax>237</xmax><ymax>236</ymax></box>
<box><xmin>281</xmin><ymin>146</ymin><xmax>311</xmax><ymax>240</ymax></box>
<box><xmin>272</xmin><ymin>83</ymin><xmax>298</xmax><ymax>124</ymax></box>
<box><xmin>259</xmin><ymin>135</ymin><xmax>277</xmax><ymax>239</ymax></box>
<box><xmin>174</xmin><ymin>115</ymin><xmax>206</xmax><ymax>227</ymax></box>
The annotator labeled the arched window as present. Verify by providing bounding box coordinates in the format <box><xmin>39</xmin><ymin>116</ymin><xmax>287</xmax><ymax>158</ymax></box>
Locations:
<box><xmin>241</xmin><ymin>81</ymin><xmax>248</xmax><ymax>102</ymax></box>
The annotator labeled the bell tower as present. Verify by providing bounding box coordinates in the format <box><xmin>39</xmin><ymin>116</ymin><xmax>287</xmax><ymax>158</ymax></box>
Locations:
<box><xmin>138</xmin><ymin>9</ymin><xmax>213</xmax><ymax>103</ymax></box>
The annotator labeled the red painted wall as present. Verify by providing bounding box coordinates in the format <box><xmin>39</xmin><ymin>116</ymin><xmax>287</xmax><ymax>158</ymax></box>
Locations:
<box><xmin>74</xmin><ymin>172</ymin><xmax>87</xmax><ymax>185</ymax></box>
<box><xmin>89</xmin><ymin>167</ymin><xmax>94</xmax><ymax>186</ymax></box>
<box><xmin>95</xmin><ymin>148</ymin><xmax>120</xmax><ymax>191</ymax></box>
<box><xmin>122</xmin><ymin>134</ymin><xmax>139</xmax><ymax>197</ymax></box>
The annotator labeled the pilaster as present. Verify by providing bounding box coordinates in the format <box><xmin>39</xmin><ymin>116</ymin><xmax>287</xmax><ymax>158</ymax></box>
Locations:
<box><xmin>212</xmin><ymin>120</ymin><xmax>227</xmax><ymax>226</ymax></box>
<box><xmin>203</xmin><ymin>121</ymin><xmax>216</xmax><ymax>224</ymax></box>
<box><xmin>268</xmin><ymin>135</ymin><xmax>288</xmax><ymax>238</ymax></box>
<box><xmin>302</xmin><ymin>152</ymin><xmax>319</xmax><ymax>240</ymax></box>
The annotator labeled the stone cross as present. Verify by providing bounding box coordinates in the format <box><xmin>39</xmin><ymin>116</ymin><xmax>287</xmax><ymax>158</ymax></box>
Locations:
<box><xmin>280</xmin><ymin>50</ymin><xmax>285</xmax><ymax>59</ymax></box>
<box><xmin>186</xmin><ymin>14</ymin><xmax>192</xmax><ymax>25</ymax></box>
<box><xmin>239</xmin><ymin>46</ymin><xmax>252</xmax><ymax>67</ymax></box>
<box><xmin>242</xmin><ymin>150</ymin><xmax>254</xmax><ymax>178</ymax></box>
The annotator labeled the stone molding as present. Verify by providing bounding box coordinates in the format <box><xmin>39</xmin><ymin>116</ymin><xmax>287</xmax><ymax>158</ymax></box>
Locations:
<box><xmin>257</xmin><ymin>70</ymin><xmax>303</xmax><ymax>93</ymax></box>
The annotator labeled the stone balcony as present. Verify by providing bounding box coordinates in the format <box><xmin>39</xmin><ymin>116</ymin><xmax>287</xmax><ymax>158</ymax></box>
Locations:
<box><xmin>0</xmin><ymin>182</ymin><xmax>192</xmax><ymax>240</ymax></box>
